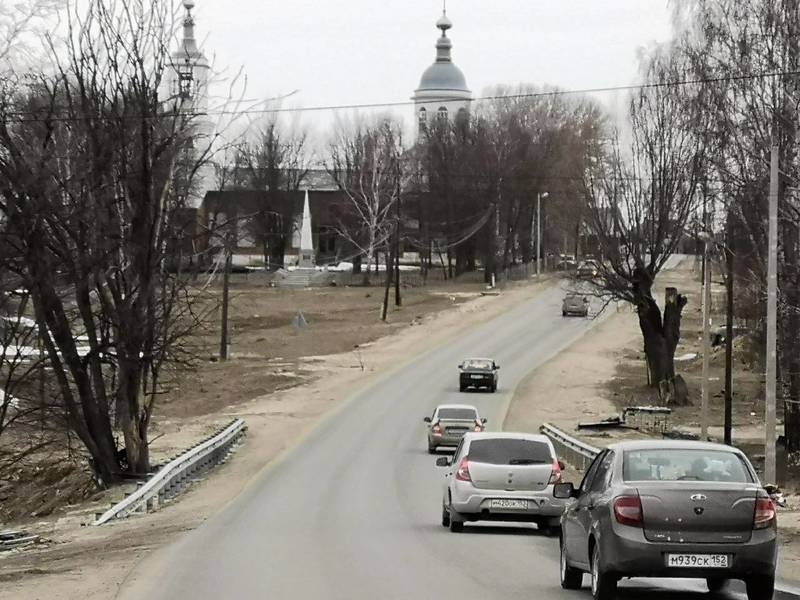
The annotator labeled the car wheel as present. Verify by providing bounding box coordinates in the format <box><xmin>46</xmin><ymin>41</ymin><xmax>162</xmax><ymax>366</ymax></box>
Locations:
<box><xmin>745</xmin><ymin>575</ymin><xmax>774</xmax><ymax>600</ymax></box>
<box><xmin>706</xmin><ymin>577</ymin><xmax>727</xmax><ymax>593</ymax></box>
<box><xmin>590</xmin><ymin>544</ymin><xmax>617</xmax><ymax>600</ymax></box>
<box><xmin>560</xmin><ymin>537</ymin><xmax>583</xmax><ymax>590</ymax></box>
<box><xmin>448</xmin><ymin>506</ymin><xmax>464</xmax><ymax>532</ymax></box>
<box><xmin>562</xmin><ymin>310</ymin><xmax>567</xmax><ymax>317</ymax></box>
<box><xmin>427</xmin><ymin>444</ymin><xmax>436</xmax><ymax>454</ymax></box>
<box><xmin>459</xmin><ymin>383</ymin><xmax>465</xmax><ymax>392</ymax></box>
<box><xmin>441</xmin><ymin>504</ymin><xmax>450</xmax><ymax>527</ymax></box>
<box><xmin>490</xmin><ymin>383</ymin><xmax>497</xmax><ymax>393</ymax></box>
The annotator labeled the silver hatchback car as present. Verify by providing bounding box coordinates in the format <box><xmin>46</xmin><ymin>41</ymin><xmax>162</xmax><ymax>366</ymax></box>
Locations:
<box><xmin>436</xmin><ymin>432</ymin><xmax>567</xmax><ymax>534</ymax></box>
<box><xmin>555</xmin><ymin>440</ymin><xmax>777</xmax><ymax>600</ymax></box>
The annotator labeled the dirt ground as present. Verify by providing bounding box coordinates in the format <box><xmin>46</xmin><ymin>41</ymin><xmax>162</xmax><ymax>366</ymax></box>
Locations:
<box><xmin>0</xmin><ymin>280</ymin><xmax>485</xmax><ymax>525</ymax></box>
<box><xmin>504</xmin><ymin>258</ymin><xmax>800</xmax><ymax>583</ymax></box>
<box><xmin>0</xmin><ymin>276</ymin><xmax>555</xmax><ymax>600</ymax></box>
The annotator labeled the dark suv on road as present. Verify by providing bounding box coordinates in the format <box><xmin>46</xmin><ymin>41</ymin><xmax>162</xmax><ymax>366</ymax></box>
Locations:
<box><xmin>555</xmin><ymin>440</ymin><xmax>777</xmax><ymax>600</ymax></box>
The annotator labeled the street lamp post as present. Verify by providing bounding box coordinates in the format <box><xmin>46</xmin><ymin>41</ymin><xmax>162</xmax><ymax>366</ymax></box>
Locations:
<box><xmin>537</xmin><ymin>192</ymin><xmax>549</xmax><ymax>276</ymax></box>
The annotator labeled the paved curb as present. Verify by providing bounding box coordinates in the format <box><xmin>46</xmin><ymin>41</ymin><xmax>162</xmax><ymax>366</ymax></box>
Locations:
<box><xmin>777</xmin><ymin>582</ymin><xmax>800</xmax><ymax>598</ymax></box>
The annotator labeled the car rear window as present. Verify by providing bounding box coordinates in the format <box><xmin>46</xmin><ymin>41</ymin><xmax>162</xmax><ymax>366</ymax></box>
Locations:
<box><xmin>463</xmin><ymin>359</ymin><xmax>493</xmax><ymax>370</ymax></box>
<box><xmin>623</xmin><ymin>449</ymin><xmax>752</xmax><ymax>483</ymax></box>
<box><xmin>468</xmin><ymin>439</ymin><xmax>552</xmax><ymax>465</ymax></box>
<box><xmin>438</xmin><ymin>408</ymin><xmax>477</xmax><ymax>420</ymax></box>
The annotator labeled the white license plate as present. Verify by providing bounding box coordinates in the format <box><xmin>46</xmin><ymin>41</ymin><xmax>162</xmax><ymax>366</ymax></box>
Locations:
<box><xmin>490</xmin><ymin>499</ymin><xmax>528</xmax><ymax>509</ymax></box>
<box><xmin>666</xmin><ymin>554</ymin><xmax>729</xmax><ymax>568</ymax></box>
<box><xmin>470</xmin><ymin>374</ymin><xmax>484</xmax><ymax>379</ymax></box>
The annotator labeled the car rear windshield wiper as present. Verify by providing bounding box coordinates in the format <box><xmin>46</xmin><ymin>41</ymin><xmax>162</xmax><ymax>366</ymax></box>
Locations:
<box><xmin>508</xmin><ymin>458</ymin><xmax>547</xmax><ymax>465</ymax></box>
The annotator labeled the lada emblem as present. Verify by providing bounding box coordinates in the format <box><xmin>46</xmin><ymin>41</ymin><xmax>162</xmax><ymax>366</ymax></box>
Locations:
<box><xmin>690</xmin><ymin>494</ymin><xmax>707</xmax><ymax>501</ymax></box>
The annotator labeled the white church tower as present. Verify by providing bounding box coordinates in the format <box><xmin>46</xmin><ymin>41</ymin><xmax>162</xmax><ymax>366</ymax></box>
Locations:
<box><xmin>412</xmin><ymin>6</ymin><xmax>472</xmax><ymax>137</ymax></box>
<box><xmin>163</xmin><ymin>0</ymin><xmax>214</xmax><ymax>208</ymax></box>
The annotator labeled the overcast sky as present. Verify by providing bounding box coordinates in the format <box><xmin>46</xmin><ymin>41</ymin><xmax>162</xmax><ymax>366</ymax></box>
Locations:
<box><xmin>191</xmin><ymin>0</ymin><xmax>675</xmax><ymax>131</ymax></box>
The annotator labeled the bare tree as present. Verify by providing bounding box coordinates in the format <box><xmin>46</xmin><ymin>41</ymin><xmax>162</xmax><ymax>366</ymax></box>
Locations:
<box><xmin>0</xmin><ymin>0</ymin><xmax>59</xmax><ymax>73</ymax></box>
<box><xmin>669</xmin><ymin>0</ymin><xmax>800</xmax><ymax>446</ymax></box>
<box><xmin>327</xmin><ymin>116</ymin><xmax>404</xmax><ymax>283</ymax></box>
<box><xmin>238</xmin><ymin>115</ymin><xmax>311</xmax><ymax>267</ymax></box>
<box><xmin>583</xmin><ymin>50</ymin><xmax>705</xmax><ymax>401</ymax></box>
<box><xmin>0</xmin><ymin>0</ymin><xmax>220</xmax><ymax>482</ymax></box>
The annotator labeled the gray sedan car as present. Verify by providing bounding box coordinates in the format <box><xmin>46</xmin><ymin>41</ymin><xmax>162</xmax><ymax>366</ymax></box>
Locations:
<box><xmin>555</xmin><ymin>440</ymin><xmax>777</xmax><ymax>600</ymax></box>
<box><xmin>424</xmin><ymin>404</ymin><xmax>486</xmax><ymax>453</ymax></box>
<box><xmin>562</xmin><ymin>293</ymin><xmax>589</xmax><ymax>317</ymax></box>
<box><xmin>436</xmin><ymin>432</ymin><xmax>567</xmax><ymax>534</ymax></box>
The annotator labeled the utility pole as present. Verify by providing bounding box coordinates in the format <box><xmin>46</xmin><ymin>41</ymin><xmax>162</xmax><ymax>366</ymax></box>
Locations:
<box><xmin>724</xmin><ymin>209</ymin><xmax>735</xmax><ymax>446</ymax></box>
<box><xmin>701</xmin><ymin>232</ymin><xmax>711</xmax><ymax>440</ymax></box>
<box><xmin>537</xmin><ymin>192</ymin><xmax>548</xmax><ymax>276</ymax></box>
<box><xmin>220</xmin><ymin>240</ymin><xmax>232</xmax><ymax>361</ymax></box>
<box><xmin>394</xmin><ymin>179</ymin><xmax>402</xmax><ymax>307</ymax></box>
<box><xmin>765</xmin><ymin>144</ymin><xmax>779</xmax><ymax>484</ymax></box>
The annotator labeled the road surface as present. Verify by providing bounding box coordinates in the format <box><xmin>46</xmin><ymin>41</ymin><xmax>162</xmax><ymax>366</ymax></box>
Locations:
<box><xmin>121</xmin><ymin>273</ymin><xmax>769</xmax><ymax>600</ymax></box>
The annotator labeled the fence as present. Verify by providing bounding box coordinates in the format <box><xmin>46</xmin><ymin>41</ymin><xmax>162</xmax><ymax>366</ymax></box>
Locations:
<box><xmin>540</xmin><ymin>422</ymin><xmax>601</xmax><ymax>471</ymax></box>
<box><xmin>93</xmin><ymin>418</ymin><xmax>247</xmax><ymax>525</ymax></box>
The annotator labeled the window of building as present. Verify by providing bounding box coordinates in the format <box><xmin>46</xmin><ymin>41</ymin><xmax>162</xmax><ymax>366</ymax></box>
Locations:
<box><xmin>437</xmin><ymin>106</ymin><xmax>448</xmax><ymax>120</ymax></box>
<box><xmin>418</xmin><ymin>107</ymin><xmax>427</xmax><ymax>132</ymax></box>
<box><xmin>178</xmin><ymin>64</ymin><xmax>194</xmax><ymax>100</ymax></box>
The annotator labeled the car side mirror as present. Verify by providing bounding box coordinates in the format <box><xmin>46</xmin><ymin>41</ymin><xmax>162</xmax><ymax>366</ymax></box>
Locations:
<box><xmin>494</xmin><ymin>365</ymin><xmax>500</xmax><ymax>370</ymax></box>
<box><xmin>583</xmin><ymin>297</ymin><xmax>589</xmax><ymax>303</ymax></box>
<box><xmin>436</xmin><ymin>457</ymin><xmax>450</xmax><ymax>467</ymax></box>
<box><xmin>423</xmin><ymin>416</ymin><xmax>432</xmax><ymax>423</ymax></box>
<box><xmin>553</xmin><ymin>482</ymin><xmax>577</xmax><ymax>499</ymax></box>
<box><xmin>457</xmin><ymin>363</ymin><xmax>463</xmax><ymax>369</ymax></box>
<box><xmin>558</xmin><ymin>460</ymin><xmax>566</xmax><ymax>471</ymax></box>
<box><xmin>481</xmin><ymin>418</ymin><xmax>487</xmax><ymax>424</ymax></box>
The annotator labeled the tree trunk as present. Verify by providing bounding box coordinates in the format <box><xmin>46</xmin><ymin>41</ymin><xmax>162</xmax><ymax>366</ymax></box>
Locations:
<box><xmin>663</xmin><ymin>287</ymin><xmax>688</xmax><ymax>380</ymax></box>
<box><xmin>381</xmin><ymin>244</ymin><xmax>393</xmax><ymax>321</ymax></box>
<box><xmin>638</xmin><ymin>297</ymin><xmax>670</xmax><ymax>388</ymax></box>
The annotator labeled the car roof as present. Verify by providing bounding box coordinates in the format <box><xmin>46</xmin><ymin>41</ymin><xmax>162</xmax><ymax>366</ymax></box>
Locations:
<box><xmin>607</xmin><ymin>439</ymin><xmax>745</xmax><ymax>454</ymax></box>
<box><xmin>463</xmin><ymin>357</ymin><xmax>494</xmax><ymax>362</ymax></box>
<box><xmin>463</xmin><ymin>432</ymin><xmax>551</xmax><ymax>443</ymax></box>
<box><xmin>435</xmin><ymin>404</ymin><xmax>479</xmax><ymax>411</ymax></box>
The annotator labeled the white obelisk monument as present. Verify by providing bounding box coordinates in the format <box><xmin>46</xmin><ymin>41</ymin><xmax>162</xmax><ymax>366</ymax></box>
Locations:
<box><xmin>298</xmin><ymin>190</ymin><xmax>315</xmax><ymax>268</ymax></box>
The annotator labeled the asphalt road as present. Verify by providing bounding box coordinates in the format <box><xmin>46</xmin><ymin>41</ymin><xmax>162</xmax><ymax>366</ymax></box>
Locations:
<box><xmin>121</xmin><ymin>272</ymin><xmax>771</xmax><ymax>600</ymax></box>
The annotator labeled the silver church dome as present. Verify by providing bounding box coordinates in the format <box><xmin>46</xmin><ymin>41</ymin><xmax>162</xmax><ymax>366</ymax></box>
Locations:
<box><xmin>414</xmin><ymin>9</ymin><xmax>471</xmax><ymax>96</ymax></box>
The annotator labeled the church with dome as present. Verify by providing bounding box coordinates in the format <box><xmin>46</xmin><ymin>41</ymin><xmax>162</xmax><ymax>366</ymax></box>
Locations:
<box><xmin>412</xmin><ymin>8</ymin><xmax>472</xmax><ymax>136</ymax></box>
<box><xmin>177</xmin><ymin>4</ymin><xmax>476</xmax><ymax>271</ymax></box>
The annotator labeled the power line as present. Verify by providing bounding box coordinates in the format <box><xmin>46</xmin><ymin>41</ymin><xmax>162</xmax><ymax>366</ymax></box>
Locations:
<box><xmin>4</xmin><ymin>68</ymin><xmax>800</xmax><ymax>123</ymax></box>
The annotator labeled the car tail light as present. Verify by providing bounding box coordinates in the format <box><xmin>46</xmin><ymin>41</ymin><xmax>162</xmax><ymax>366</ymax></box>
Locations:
<box><xmin>431</xmin><ymin>423</ymin><xmax>442</xmax><ymax>435</ymax></box>
<box><xmin>613</xmin><ymin>495</ymin><xmax>643</xmax><ymax>527</ymax></box>
<box><xmin>754</xmin><ymin>497</ymin><xmax>776</xmax><ymax>529</ymax></box>
<box><xmin>548</xmin><ymin>459</ymin><xmax>562</xmax><ymax>484</ymax></box>
<box><xmin>455</xmin><ymin>456</ymin><xmax>471</xmax><ymax>482</ymax></box>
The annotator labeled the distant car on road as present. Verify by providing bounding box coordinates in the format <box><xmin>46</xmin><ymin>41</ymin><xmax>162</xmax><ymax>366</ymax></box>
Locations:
<box><xmin>576</xmin><ymin>260</ymin><xmax>600</xmax><ymax>280</ymax></box>
<box><xmin>556</xmin><ymin>254</ymin><xmax>578</xmax><ymax>271</ymax></box>
<box><xmin>437</xmin><ymin>432</ymin><xmax>567</xmax><ymax>535</ymax></box>
<box><xmin>458</xmin><ymin>358</ymin><xmax>499</xmax><ymax>392</ymax></box>
<box><xmin>562</xmin><ymin>293</ymin><xmax>589</xmax><ymax>317</ymax></box>
<box><xmin>554</xmin><ymin>440</ymin><xmax>777</xmax><ymax>600</ymax></box>
<box><xmin>424</xmin><ymin>404</ymin><xmax>486</xmax><ymax>453</ymax></box>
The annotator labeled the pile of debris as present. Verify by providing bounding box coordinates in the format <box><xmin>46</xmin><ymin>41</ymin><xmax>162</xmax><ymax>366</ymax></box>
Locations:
<box><xmin>0</xmin><ymin>529</ymin><xmax>41</xmax><ymax>552</ymax></box>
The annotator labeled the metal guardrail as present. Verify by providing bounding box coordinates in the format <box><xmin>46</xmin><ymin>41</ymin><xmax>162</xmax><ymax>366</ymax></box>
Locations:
<box><xmin>94</xmin><ymin>418</ymin><xmax>247</xmax><ymax>525</ymax></box>
<box><xmin>540</xmin><ymin>422</ymin><xmax>600</xmax><ymax>470</ymax></box>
